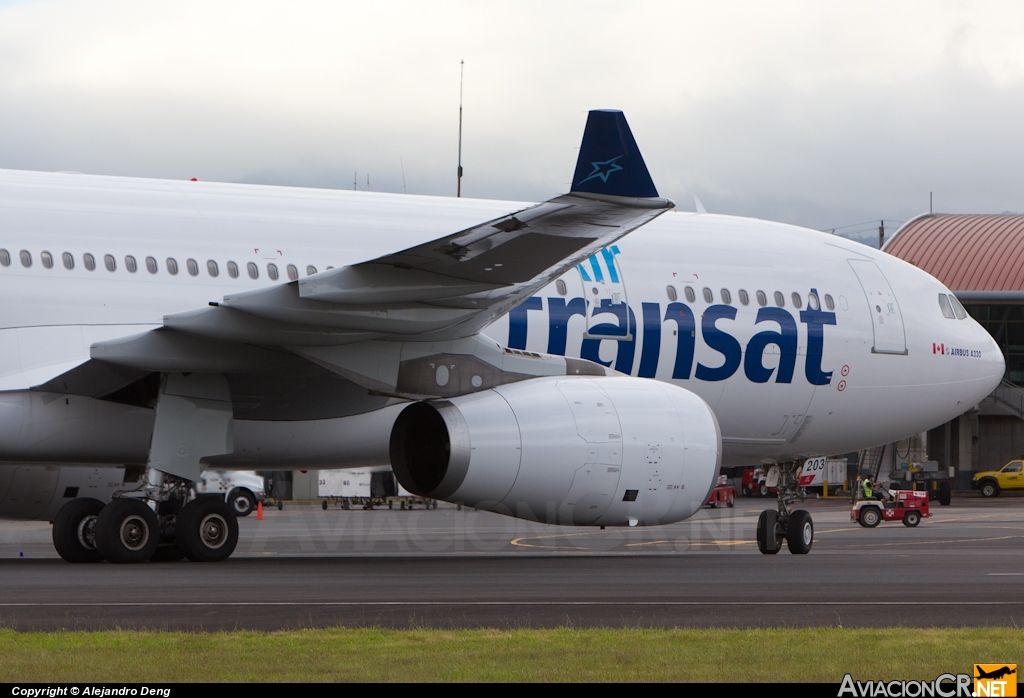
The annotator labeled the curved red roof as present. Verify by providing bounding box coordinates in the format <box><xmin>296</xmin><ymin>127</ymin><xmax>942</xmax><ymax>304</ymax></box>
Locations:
<box><xmin>886</xmin><ymin>214</ymin><xmax>1024</xmax><ymax>292</ymax></box>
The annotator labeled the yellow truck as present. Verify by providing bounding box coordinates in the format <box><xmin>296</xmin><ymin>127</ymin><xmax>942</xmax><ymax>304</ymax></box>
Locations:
<box><xmin>971</xmin><ymin>460</ymin><xmax>1024</xmax><ymax>497</ymax></box>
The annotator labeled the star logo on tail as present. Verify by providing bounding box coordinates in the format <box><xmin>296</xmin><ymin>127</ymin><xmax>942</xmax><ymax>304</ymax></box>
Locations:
<box><xmin>577</xmin><ymin>156</ymin><xmax>624</xmax><ymax>186</ymax></box>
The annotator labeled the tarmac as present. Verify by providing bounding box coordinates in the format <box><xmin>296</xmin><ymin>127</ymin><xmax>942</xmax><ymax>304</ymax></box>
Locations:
<box><xmin>1</xmin><ymin>493</ymin><xmax>1022</xmax><ymax>630</ymax></box>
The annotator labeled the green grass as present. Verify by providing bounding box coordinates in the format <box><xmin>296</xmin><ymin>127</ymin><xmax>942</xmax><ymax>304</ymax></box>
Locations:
<box><xmin>0</xmin><ymin>627</ymin><xmax>1019</xmax><ymax>682</ymax></box>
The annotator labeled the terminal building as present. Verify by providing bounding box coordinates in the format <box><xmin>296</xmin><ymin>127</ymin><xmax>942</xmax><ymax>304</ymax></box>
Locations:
<box><xmin>877</xmin><ymin>213</ymin><xmax>1024</xmax><ymax>486</ymax></box>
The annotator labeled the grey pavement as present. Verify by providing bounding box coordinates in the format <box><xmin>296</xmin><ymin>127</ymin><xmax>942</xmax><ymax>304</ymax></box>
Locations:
<box><xmin>1</xmin><ymin>494</ymin><xmax>1022</xmax><ymax>629</ymax></box>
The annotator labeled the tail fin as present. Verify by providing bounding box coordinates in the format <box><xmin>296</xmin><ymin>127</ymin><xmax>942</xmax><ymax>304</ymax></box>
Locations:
<box><xmin>571</xmin><ymin>110</ymin><xmax>659</xmax><ymax>198</ymax></box>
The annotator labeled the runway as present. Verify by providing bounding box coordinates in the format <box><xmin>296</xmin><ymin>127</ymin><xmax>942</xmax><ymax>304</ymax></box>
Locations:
<box><xmin>1</xmin><ymin>495</ymin><xmax>1023</xmax><ymax>630</ymax></box>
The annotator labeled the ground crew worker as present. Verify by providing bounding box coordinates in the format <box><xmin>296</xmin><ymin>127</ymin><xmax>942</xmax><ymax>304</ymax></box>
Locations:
<box><xmin>862</xmin><ymin>477</ymin><xmax>873</xmax><ymax>500</ymax></box>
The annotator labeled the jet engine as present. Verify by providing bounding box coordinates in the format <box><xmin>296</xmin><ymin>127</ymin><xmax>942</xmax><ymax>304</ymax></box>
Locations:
<box><xmin>390</xmin><ymin>376</ymin><xmax>721</xmax><ymax>526</ymax></box>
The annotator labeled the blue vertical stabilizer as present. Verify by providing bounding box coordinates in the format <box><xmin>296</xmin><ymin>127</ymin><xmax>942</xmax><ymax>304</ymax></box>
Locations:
<box><xmin>570</xmin><ymin>110</ymin><xmax>659</xmax><ymax>199</ymax></box>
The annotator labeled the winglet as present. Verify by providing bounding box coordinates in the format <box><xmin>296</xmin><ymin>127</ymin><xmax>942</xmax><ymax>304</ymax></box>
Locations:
<box><xmin>571</xmin><ymin>110</ymin><xmax>659</xmax><ymax>198</ymax></box>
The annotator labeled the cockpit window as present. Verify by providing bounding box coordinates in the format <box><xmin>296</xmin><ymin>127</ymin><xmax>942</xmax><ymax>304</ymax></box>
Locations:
<box><xmin>938</xmin><ymin>294</ymin><xmax>955</xmax><ymax>319</ymax></box>
<box><xmin>949</xmin><ymin>294</ymin><xmax>968</xmax><ymax>320</ymax></box>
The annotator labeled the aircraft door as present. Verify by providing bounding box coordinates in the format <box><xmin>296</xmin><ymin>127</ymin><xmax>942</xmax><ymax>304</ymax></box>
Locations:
<box><xmin>578</xmin><ymin>247</ymin><xmax>632</xmax><ymax>340</ymax></box>
<box><xmin>848</xmin><ymin>260</ymin><xmax>907</xmax><ymax>355</ymax></box>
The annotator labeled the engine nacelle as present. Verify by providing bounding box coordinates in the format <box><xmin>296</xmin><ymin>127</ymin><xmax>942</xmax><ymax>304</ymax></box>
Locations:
<box><xmin>390</xmin><ymin>376</ymin><xmax>721</xmax><ymax>527</ymax></box>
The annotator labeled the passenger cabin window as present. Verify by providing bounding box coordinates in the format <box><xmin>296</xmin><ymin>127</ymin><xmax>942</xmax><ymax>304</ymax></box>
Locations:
<box><xmin>738</xmin><ymin>289</ymin><xmax>749</xmax><ymax>306</ymax></box>
<box><xmin>824</xmin><ymin>294</ymin><xmax>835</xmax><ymax>311</ymax></box>
<box><xmin>791</xmin><ymin>292</ymin><xmax>802</xmax><ymax>309</ymax></box>
<box><xmin>186</xmin><ymin>259</ymin><xmax>199</xmax><ymax>276</ymax></box>
<box><xmin>247</xmin><ymin>262</ymin><xmax>258</xmax><ymax>279</ymax></box>
<box><xmin>756</xmin><ymin>290</ymin><xmax>767</xmax><ymax>307</ymax></box>
<box><xmin>41</xmin><ymin>251</ymin><xmax>53</xmax><ymax>269</ymax></box>
<box><xmin>938</xmin><ymin>294</ymin><xmax>955</xmax><ymax>319</ymax></box>
<box><xmin>104</xmin><ymin>255</ymin><xmax>116</xmax><ymax>272</ymax></box>
<box><xmin>306</xmin><ymin>265</ymin><xmax>317</xmax><ymax>276</ymax></box>
<box><xmin>20</xmin><ymin>250</ymin><xmax>31</xmax><ymax>268</ymax></box>
<box><xmin>0</xmin><ymin>249</ymin><xmax>8</xmax><ymax>267</ymax></box>
<box><xmin>774</xmin><ymin>291</ymin><xmax>785</xmax><ymax>307</ymax></box>
<box><xmin>227</xmin><ymin>261</ymin><xmax>239</xmax><ymax>279</ymax></box>
<box><xmin>949</xmin><ymin>294</ymin><xmax>968</xmax><ymax>320</ymax></box>
<box><xmin>207</xmin><ymin>260</ymin><xmax>219</xmax><ymax>277</ymax></box>
<box><xmin>83</xmin><ymin>253</ymin><xmax>95</xmax><ymax>271</ymax></box>
<box><xmin>684</xmin><ymin>286</ymin><xmax>696</xmax><ymax>303</ymax></box>
<box><xmin>666</xmin><ymin>285</ymin><xmax>677</xmax><ymax>301</ymax></box>
<box><xmin>702</xmin><ymin>287</ymin><xmax>713</xmax><ymax>303</ymax></box>
<box><xmin>267</xmin><ymin>263</ymin><xmax>279</xmax><ymax>281</ymax></box>
<box><xmin>166</xmin><ymin>258</ymin><xmax>178</xmax><ymax>275</ymax></box>
<box><xmin>146</xmin><ymin>257</ymin><xmax>158</xmax><ymax>274</ymax></box>
<box><xmin>62</xmin><ymin>252</ymin><xmax>74</xmax><ymax>270</ymax></box>
<box><xmin>125</xmin><ymin>256</ymin><xmax>137</xmax><ymax>273</ymax></box>
<box><xmin>720</xmin><ymin>288</ymin><xmax>732</xmax><ymax>305</ymax></box>
<box><xmin>287</xmin><ymin>264</ymin><xmax>298</xmax><ymax>281</ymax></box>
<box><xmin>808</xmin><ymin>292</ymin><xmax>820</xmax><ymax>310</ymax></box>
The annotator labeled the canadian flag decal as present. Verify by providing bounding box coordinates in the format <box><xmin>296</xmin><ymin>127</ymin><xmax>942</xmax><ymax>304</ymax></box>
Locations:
<box><xmin>933</xmin><ymin>343</ymin><xmax>945</xmax><ymax>355</ymax></box>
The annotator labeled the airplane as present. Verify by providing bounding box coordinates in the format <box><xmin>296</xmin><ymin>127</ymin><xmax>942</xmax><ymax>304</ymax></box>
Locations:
<box><xmin>0</xmin><ymin>110</ymin><xmax>1004</xmax><ymax>563</ymax></box>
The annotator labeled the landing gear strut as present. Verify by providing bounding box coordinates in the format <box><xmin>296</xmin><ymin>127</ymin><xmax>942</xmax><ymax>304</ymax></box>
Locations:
<box><xmin>755</xmin><ymin>461</ymin><xmax>814</xmax><ymax>555</ymax></box>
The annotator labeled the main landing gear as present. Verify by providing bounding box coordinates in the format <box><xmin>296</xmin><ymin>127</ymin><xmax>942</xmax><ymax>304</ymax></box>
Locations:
<box><xmin>755</xmin><ymin>461</ymin><xmax>814</xmax><ymax>555</ymax></box>
<box><xmin>51</xmin><ymin>468</ymin><xmax>238</xmax><ymax>564</ymax></box>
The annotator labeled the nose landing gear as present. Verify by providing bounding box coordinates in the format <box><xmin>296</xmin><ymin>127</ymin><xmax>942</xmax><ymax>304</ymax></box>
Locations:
<box><xmin>755</xmin><ymin>461</ymin><xmax>814</xmax><ymax>555</ymax></box>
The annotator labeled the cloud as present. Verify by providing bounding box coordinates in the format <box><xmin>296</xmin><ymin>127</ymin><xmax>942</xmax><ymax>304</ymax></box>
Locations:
<box><xmin>1</xmin><ymin>0</ymin><xmax>1024</xmax><ymax>231</ymax></box>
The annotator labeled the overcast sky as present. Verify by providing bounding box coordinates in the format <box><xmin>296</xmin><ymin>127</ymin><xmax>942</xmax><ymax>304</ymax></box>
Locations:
<box><xmin>1</xmin><ymin>1</ymin><xmax>1023</xmax><ymax>237</ymax></box>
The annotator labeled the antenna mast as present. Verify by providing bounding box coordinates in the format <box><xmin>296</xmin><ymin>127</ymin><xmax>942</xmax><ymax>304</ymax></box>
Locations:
<box><xmin>457</xmin><ymin>60</ymin><xmax>464</xmax><ymax>197</ymax></box>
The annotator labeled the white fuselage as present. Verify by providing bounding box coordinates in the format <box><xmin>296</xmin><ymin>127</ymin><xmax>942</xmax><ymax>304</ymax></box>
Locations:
<box><xmin>0</xmin><ymin>169</ymin><xmax>1005</xmax><ymax>469</ymax></box>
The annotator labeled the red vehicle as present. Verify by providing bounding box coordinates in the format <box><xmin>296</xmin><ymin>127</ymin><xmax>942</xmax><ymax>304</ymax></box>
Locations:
<box><xmin>706</xmin><ymin>483</ymin><xmax>736</xmax><ymax>508</ymax></box>
<box><xmin>852</xmin><ymin>489</ymin><xmax>930</xmax><ymax>528</ymax></box>
<box><xmin>741</xmin><ymin>467</ymin><xmax>775</xmax><ymax>497</ymax></box>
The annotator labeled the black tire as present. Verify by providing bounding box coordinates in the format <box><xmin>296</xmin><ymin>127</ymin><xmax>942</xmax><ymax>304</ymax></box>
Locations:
<box><xmin>151</xmin><ymin>545</ymin><xmax>186</xmax><ymax>562</ymax></box>
<box><xmin>786</xmin><ymin>510</ymin><xmax>813</xmax><ymax>554</ymax></box>
<box><xmin>177</xmin><ymin>497</ymin><xmax>238</xmax><ymax>562</ymax></box>
<box><xmin>903</xmin><ymin>511</ymin><xmax>921</xmax><ymax>527</ymax></box>
<box><xmin>938</xmin><ymin>481</ymin><xmax>951</xmax><ymax>506</ymax></box>
<box><xmin>756</xmin><ymin>509</ymin><xmax>782</xmax><ymax>554</ymax></box>
<box><xmin>980</xmin><ymin>480</ymin><xmax>1000</xmax><ymax>498</ymax></box>
<box><xmin>859</xmin><ymin>506</ymin><xmax>881</xmax><ymax>528</ymax></box>
<box><xmin>94</xmin><ymin>499</ymin><xmax>161</xmax><ymax>563</ymax></box>
<box><xmin>228</xmin><ymin>488</ymin><xmax>256</xmax><ymax>517</ymax></box>
<box><xmin>759</xmin><ymin>484</ymin><xmax>768</xmax><ymax>497</ymax></box>
<box><xmin>277</xmin><ymin>500</ymin><xmax>283</xmax><ymax>510</ymax></box>
<box><xmin>52</xmin><ymin>498</ymin><xmax>105</xmax><ymax>563</ymax></box>
<box><xmin>322</xmin><ymin>499</ymin><xmax>328</xmax><ymax>511</ymax></box>
<box><xmin>727</xmin><ymin>499</ymin><xmax>734</xmax><ymax>508</ymax></box>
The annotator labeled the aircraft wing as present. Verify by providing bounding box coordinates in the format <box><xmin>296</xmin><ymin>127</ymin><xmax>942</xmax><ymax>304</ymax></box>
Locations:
<box><xmin>163</xmin><ymin>110</ymin><xmax>674</xmax><ymax>346</ymax></box>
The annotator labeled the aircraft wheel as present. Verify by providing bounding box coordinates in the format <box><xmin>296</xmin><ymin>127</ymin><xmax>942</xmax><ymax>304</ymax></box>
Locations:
<box><xmin>52</xmin><ymin>498</ymin><xmax>105</xmax><ymax>563</ymax></box>
<box><xmin>177</xmin><ymin>497</ymin><xmax>238</xmax><ymax>562</ymax></box>
<box><xmin>786</xmin><ymin>509</ymin><xmax>813</xmax><ymax>554</ymax></box>
<box><xmin>95</xmin><ymin>499</ymin><xmax>161</xmax><ymax>564</ymax></box>
<box><xmin>756</xmin><ymin>509</ymin><xmax>782</xmax><ymax>554</ymax></box>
